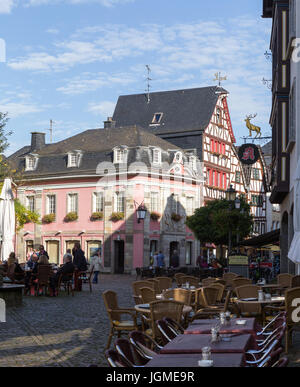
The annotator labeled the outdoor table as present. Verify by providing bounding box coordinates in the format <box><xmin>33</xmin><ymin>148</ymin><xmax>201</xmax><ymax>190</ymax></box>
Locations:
<box><xmin>145</xmin><ymin>353</ymin><xmax>244</xmax><ymax>367</ymax></box>
<box><xmin>186</xmin><ymin>318</ymin><xmax>257</xmax><ymax>337</ymax></box>
<box><xmin>134</xmin><ymin>304</ymin><xmax>193</xmax><ymax>316</ymax></box>
<box><xmin>160</xmin><ymin>333</ymin><xmax>253</xmax><ymax>354</ymax></box>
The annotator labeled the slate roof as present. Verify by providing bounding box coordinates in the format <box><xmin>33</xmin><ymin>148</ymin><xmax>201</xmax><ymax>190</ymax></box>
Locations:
<box><xmin>8</xmin><ymin>125</ymin><xmax>186</xmax><ymax>178</ymax></box>
<box><xmin>112</xmin><ymin>86</ymin><xmax>228</xmax><ymax>135</ymax></box>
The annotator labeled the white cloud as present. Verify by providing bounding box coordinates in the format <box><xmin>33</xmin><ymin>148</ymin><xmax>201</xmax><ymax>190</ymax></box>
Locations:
<box><xmin>0</xmin><ymin>89</ymin><xmax>46</xmax><ymax>117</ymax></box>
<box><xmin>0</xmin><ymin>0</ymin><xmax>15</xmax><ymax>14</ymax></box>
<box><xmin>25</xmin><ymin>0</ymin><xmax>136</xmax><ymax>8</ymax></box>
<box><xmin>87</xmin><ymin>101</ymin><xmax>116</xmax><ymax>117</ymax></box>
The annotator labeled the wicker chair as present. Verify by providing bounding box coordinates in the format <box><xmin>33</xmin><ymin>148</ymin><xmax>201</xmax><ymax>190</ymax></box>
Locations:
<box><xmin>149</xmin><ymin>300</ymin><xmax>184</xmax><ymax>341</ymax></box>
<box><xmin>192</xmin><ymin>289</ymin><xmax>233</xmax><ymax>320</ymax></box>
<box><xmin>132</xmin><ymin>281</ymin><xmax>155</xmax><ymax>304</ymax></box>
<box><xmin>202</xmin><ymin>277</ymin><xmax>216</xmax><ymax>287</ymax></box>
<box><xmin>146</xmin><ymin>279</ymin><xmax>161</xmax><ymax>294</ymax></box>
<box><xmin>235</xmin><ymin>285</ymin><xmax>261</xmax><ymax>299</ymax></box>
<box><xmin>156</xmin><ymin>277</ymin><xmax>172</xmax><ymax>292</ymax></box>
<box><xmin>140</xmin><ymin>287</ymin><xmax>156</xmax><ymax>303</ymax></box>
<box><xmin>277</xmin><ymin>273</ymin><xmax>293</xmax><ymax>288</ymax></box>
<box><xmin>209</xmin><ymin>282</ymin><xmax>225</xmax><ymax>302</ymax></box>
<box><xmin>180</xmin><ymin>276</ymin><xmax>200</xmax><ymax>288</ymax></box>
<box><xmin>223</xmin><ymin>272</ymin><xmax>238</xmax><ymax>286</ymax></box>
<box><xmin>291</xmin><ymin>275</ymin><xmax>300</xmax><ymax>288</ymax></box>
<box><xmin>102</xmin><ymin>290</ymin><xmax>138</xmax><ymax>349</ymax></box>
<box><xmin>35</xmin><ymin>264</ymin><xmax>51</xmax><ymax>296</ymax></box>
<box><xmin>232</xmin><ymin>278</ymin><xmax>252</xmax><ymax>289</ymax></box>
<box><xmin>174</xmin><ymin>273</ymin><xmax>186</xmax><ymax>287</ymax></box>
<box><xmin>105</xmin><ymin>349</ymin><xmax>133</xmax><ymax>367</ymax></box>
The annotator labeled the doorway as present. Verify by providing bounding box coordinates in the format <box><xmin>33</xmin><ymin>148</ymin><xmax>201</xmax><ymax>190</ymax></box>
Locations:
<box><xmin>170</xmin><ymin>241</ymin><xmax>179</xmax><ymax>263</ymax></box>
<box><xmin>46</xmin><ymin>241</ymin><xmax>60</xmax><ymax>264</ymax></box>
<box><xmin>114</xmin><ymin>240</ymin><xmax>125</xmax><ymax>274</ymax></box>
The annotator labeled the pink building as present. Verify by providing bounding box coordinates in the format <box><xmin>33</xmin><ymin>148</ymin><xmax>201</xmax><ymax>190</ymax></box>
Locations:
<box><xmin>10</xmin><ymin>126</ymin><xmax>203</xmax><ymax>273</ymax></box>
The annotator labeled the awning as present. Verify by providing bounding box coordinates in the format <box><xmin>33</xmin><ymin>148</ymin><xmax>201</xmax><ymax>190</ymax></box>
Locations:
<box><xmin>240</xmin><ymin>229</ymin><xmax>280</xmax><ymax>248</ymax></box>
<box><xmin>288</xmin><ymin>159</ymin><xmax>300</xmax><ymax>264</ymax></box>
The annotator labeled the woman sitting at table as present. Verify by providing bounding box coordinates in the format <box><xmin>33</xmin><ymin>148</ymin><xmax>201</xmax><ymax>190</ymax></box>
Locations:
<box><xmin>49</xmin><ymin>255</ymin><xmax>75</xmax><ymax>297</ymax></box>
<box><xmin>6</xmin><ymin>252</ymin><xmax>24</xmax><ymax>282</ymax></box>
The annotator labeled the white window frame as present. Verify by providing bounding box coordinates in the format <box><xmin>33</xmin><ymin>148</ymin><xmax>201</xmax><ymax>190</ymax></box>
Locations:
<box><xmin>47</xmin><ymin>194</ymin><xmax>56</xmax><ymax>215</ymax></box>
<box><xmin>25</xmin><ymin>155</ymin><xmax>38</xmax><ymax>171</ymax></box>
<box><xmin>150</xmin><ymin>192</ymin><xmax>160</xmax><ymax>213</ymax></box>
<box><xmin>115</xmin><ymin>191</ymin><xmax>125</xmax><ymax>213</ymax></box>
<box><xmin>174</xmin><ymin>152</ymin><xmax>183</xmax><ymax>164</ymax></box>
<box><xmin>186</xmin><ymin>197</ymin><xmax>194</xmax><ymax>216</ymax></box>
<box><xmin>67</xmin><ymin>150</ymin><xmax>82</xmax><ymax>168</ymax></box>
<box><xmin>26</xmin><ymin>196</ymin><xmax>35</xmax><ymax>212</ymax></box>
<box><xmin>113</xmin><ymin>147</ymin><xmax>128</xmax><ymax>164</ymax></box>
<box><xmin>67</xmin><ymin>193</ymin><xmax>78</xmax><ymax>214</ymax></box>
<box><xmin>93</xmin><ymin>192</ymin><xmax>104</xmax><ymax>213</ymax></box>
<box><xmin>152</xmin><ymin>113</ymin><xmax>163</xmax><ymax>124</ymax></box>
<box><xmin>152</xmin><ymin>148</ymin><xmax>162</xmax><ymax>165</ymax></box>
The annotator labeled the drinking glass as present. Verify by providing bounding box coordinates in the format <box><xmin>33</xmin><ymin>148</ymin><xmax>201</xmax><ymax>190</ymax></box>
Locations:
<box><xmin>202</xmin><ymin>347</ymin><xmax>211</xmax><ymax>361</ymax></box>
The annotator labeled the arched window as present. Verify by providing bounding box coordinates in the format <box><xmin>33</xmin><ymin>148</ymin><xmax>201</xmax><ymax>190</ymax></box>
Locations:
<box><xmin>216</xmin><ymin>108</ymin><xmax>221</xmax><ymax>124</ymax></box>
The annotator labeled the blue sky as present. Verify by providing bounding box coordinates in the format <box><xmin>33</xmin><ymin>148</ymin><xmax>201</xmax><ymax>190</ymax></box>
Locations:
<box><xmin>0</xmin><ymin>0</ymin><xmax>272</xmax><ymax>155</ymax></box>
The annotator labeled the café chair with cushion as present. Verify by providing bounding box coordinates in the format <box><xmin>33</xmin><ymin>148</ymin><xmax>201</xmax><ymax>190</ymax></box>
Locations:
<box><xmin>156</xmin><ymin>277</ymin><xmax>172</xmax><ymax>292</ymax></box>
<box><xmin>291</xmin><ymin>275</ymin><xmax>300</xmax><ymax>288</ymax></box>
<box><xmin>235</xmin><ymin>285</ymin><xmax>261</xmax><ymax>300</ymax></box>
<box><xmin>265</xmin><ymin>287</ymin><xmax>300</xmax><ymax>353</ymax></box>
<box><xmin>272</xmin><ymin>357</ymin><xmax>289</xmax><ymax>367</ymax></box>
<box><xmin>129</xmin><ymin>331</ymin><xmax>162</xmax><ymax>361</ymax></box>
<box><xmin>102</xmin><ymin>290</ymin><xmax>138</xmax><ymax>349</ymax></box>
<box><xmin>140</xmin><ymin>287</ymin><xmax>156</xmax><ymax>304</ymax></box>
<box><xmin>277</xmin><ymin>273</ymin><xmax>293</xmax><ymax>288</ymax></box>
<box><xmin>256</xmin><ymin>347</ymin><xmax>283</xmax><ymax>367</ymax></box>
<box><xmin>149</xmin><ymin>300</ymin><xmax>184</xmax><ymax>341</ymax></box>
<box><xmin>105</xmin><ymin>349</ymin><xmax>133</xmax><ymax>367</ymax></box>
<box><xmin>156</xmin><ymin>319</ymin><xmax>177</xmax><ymax>345</ymax></box>
<box><xmin>115</xmin><ymin>338</ymin><xmax>148</xmax><ymax>366</ymax></box>
<box><xmin>163</xmin><ymin>317</ymin><xmax>185</xmax><ymax>335</ymax></box>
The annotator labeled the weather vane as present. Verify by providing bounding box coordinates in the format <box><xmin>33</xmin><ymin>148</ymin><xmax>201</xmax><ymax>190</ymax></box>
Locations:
<box><xmin>213</xmin><ymin>72</ymin><xmax>227</xmax><ymax>87</ymax></box>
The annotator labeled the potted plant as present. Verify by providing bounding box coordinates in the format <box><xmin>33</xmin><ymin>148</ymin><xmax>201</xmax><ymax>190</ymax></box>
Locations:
<box><xmin>110</xmin><ymin>212</ymin><xmax>124</xmax><ymax>222</ymax></box>
<box><xmin>42</xmin><ymin>213</ymin><xmax>56</xmax><ymax>224</ymax></box>
<box><xmin>64</xmin><ymin>212</ymin><xmax>78</xmax><ymax>222</ymax></box>
<box><xmin>171</xmin><ymin>213</ymin><xmax>182</xmax><ymax>222</ymax></box>
<box><xmin>150</xmin><ymin>211</ymin><xmax>161</xmax><ymax>221</ymax></box>
<box><xmin>90</xmin><ymin>212</ymin><xmax>104</xmax><ymax>221</ymax></box>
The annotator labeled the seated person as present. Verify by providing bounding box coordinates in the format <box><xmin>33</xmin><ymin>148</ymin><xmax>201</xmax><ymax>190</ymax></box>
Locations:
<box><xmin>29</xmin><ymin>255</ymin><xmax>51</xmax><ymax>296</ymax></box>
<box><xmin>49</xmin><ymin>256</ymin><xmax>75</xmax><ymax>296</ymax></box>
<box><xmin>6</xmin><ymin>252</ymin><xmax>24</xmax><ymax>281</ymax></box>
<box><xmin>211</xmin><ymin>259</ymin><xmax>222</xmax><ymax>269</ymax></box>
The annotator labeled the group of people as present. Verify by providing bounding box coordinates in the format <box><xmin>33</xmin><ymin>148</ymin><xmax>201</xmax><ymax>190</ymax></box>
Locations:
<box><xmin>2</xmin><ymin>242</ymin><xmax>103</xmax><ymax>296</ymax></box>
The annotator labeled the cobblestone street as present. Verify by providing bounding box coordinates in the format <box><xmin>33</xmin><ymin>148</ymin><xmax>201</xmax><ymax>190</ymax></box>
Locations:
<box><xmin>0</xmin><ymin>274</ymin><xmax>299</xmax><ymax>367</ymax></box>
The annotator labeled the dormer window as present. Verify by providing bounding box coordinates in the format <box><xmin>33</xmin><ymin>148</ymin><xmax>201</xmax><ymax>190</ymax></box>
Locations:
<box><xmin>113</xmin><ymin>146</ymin><xmax>128</xmax><ymax>164</ymax></box>
<box><xmin>216</xmin><ymin>108</ymin><xmax>221</xmax><ymax>124</ymax></box>
<box><xmin>152</xmin><ymin>148</ymin><xmax>162</xmax><ymax>165</ymax></box>
<box><xmin>25</xmin><ymin>154</ymin><xmax>38</xmax><ymax>171</ymax></box>
<box><xmin>152</xmin><ymin>113</ymin><xmax>163</xmax><ymax>124</ymax></box>
<box><xmin>174</xmin><ymin>152</ymin><xmax>183</xmax><ymax>163</ymax></box>
<box><xmin>67</xmin><ymin>150</ymin><xmax>82</xmax><ymax>168</ymax></box>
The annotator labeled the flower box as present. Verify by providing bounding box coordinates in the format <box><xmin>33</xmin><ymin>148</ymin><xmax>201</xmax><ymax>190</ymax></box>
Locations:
<box><xmin>171</xmin><ymin>213</ymin><xmax>182</xmax><ymax>222</ymax></box>
<box><xmin>110</xmin><ymin>212</ymin><xmax>124</xmax><ymax>222</ymax></box>
<box><xmin>64</xmin><ymin>212</ymin><xmax>78</xmax><ymax>222</ymax></box>
<box><xmin>90</xmin><ymin>212</ymin><xmax>104</xmax><ymax>221</ymax></box>
<box><xmin>42</xmin><ymin>213</ymin><xmax>56</xmax><ymax>224</ymax></box>
<box><xmin>150</xmin><ymin>211</ymin><xmax>161</xmax><ymax>221</ymax></box>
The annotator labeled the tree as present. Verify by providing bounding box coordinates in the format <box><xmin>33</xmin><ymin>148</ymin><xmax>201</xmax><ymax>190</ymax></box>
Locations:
<box><xmin>186</xmin><ymin>197</ymin><xmax>253</xmax><ymax>247</ymax></box>
<box><xmin>0</xmin><ymin>112</ymin><xmax>40</xmax><ymax>229</ymax></box>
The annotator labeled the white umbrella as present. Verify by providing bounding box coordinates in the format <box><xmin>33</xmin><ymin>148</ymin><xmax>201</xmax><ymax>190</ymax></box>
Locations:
<box><xmin>288</xmin><ymin>159</ymin><xmax>300</xmax><ymax>264</ymax></box>
<box><xmin>0</xmin><ymin>178</ymin><xmax>15</xmax><ymax>261</ymax></box>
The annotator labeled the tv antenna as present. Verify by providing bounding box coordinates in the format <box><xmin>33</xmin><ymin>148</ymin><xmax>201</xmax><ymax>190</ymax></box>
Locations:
<box><xmin>145</xmin><ymin>65</ymin><xmax>152</xmax><ymax>104</ymax></box>
<box><xmin>48</xmin><ymin>119</ymin><xmax>55</xmax><ymax>144</ymax></box>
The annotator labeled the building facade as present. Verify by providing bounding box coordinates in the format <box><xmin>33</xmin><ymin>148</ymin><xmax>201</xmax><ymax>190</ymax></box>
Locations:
<box><xmin>10</xmin><ymin>127</ymin><xmax>203</xmax><ymax>273</ymax></box>
<box><xmin>262</xmin><ymin>0</ymin><xmax>300</xmax><ymax>273</ymax></box>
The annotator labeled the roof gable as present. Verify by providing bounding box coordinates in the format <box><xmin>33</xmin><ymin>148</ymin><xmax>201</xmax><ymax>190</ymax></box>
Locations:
<box><xmin>113</xmin><ymin>86</ymin><xmax>228</xmax><ymax>135</ymax></box>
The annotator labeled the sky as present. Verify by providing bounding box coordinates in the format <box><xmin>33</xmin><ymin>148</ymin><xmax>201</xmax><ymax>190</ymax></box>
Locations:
<box><xmin>0</xmin><ymin>0</ymin><xmax>273</xmax><ymax>155</ymax></box>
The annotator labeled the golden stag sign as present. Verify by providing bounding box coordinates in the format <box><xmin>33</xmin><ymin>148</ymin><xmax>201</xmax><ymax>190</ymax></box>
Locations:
<box><xmin>245</xmin><ymin>114</ymin><xmax>262</xmax><ymax>138</ymax></box>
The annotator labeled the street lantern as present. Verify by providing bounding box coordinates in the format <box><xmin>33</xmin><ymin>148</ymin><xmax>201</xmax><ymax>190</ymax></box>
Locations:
<box><xmin>226</xmin><ymin>185</ymin><xmax>237</xmax><ymax>201</ymax></box>
<box><xmin>235</xmin><ymin>197</ymin><xmax>241</xmax><ymax>210</ymax></box>
<box><xmin>137</xmin><ymin>204</ymin><xmax>147</xmax><ymax>223</ymax></box>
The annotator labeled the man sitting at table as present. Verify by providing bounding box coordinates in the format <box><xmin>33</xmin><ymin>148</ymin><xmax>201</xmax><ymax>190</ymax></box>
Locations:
<box><xmin>49</xmin><ymin>255</ymin><xmax>75</xmax><ymax>296</ymax></box>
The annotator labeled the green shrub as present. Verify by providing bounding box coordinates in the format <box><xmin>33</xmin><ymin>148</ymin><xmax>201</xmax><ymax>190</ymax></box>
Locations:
<box><xmin>110</xmin><ymin>212</ymin><xmax>124</xmax><ymax>222</ymax></box>
<box><xmin>90</xmin><ymin>212</ymin><xmax>104</xmax><ymax>221</ymax></box>
<box><xmin>42</xmin><ymin>213</ymin><xmax>56</xmax><ymax>224</ymax></box>
<box><xmin>64</xmin><ymin>212</ymin><xmax>78</xmax><ymax>222</ymax></box>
